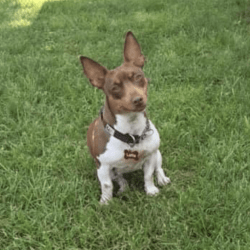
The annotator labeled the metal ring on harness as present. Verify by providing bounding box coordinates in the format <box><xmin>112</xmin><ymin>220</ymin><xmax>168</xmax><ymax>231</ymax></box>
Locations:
<box><xmin>128</xmin><ymin>134</ymin><xmax>136</xmax><ymax>147</ymax></box>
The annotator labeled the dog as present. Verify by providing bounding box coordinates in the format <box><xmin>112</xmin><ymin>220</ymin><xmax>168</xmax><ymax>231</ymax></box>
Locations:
<box><xmin>80</xmin><ymin>32</ymin><xmax>170</xmax><ymax>204</ymax></box>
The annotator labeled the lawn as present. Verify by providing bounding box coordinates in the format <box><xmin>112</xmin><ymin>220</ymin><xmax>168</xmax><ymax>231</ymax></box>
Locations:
<box><xmin>0</xmin><ymin>0</ymin><xmax>250</xmax><ymax>249</ymax></box>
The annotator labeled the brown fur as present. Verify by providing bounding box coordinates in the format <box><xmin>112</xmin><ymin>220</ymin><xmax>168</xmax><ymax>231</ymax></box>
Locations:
<box><xmin>86</xmin><ymin>100</ymin><xmax>116</xmax><ymax>168</ymax></box>
<box><xmin>81</xmin><ymin>32</ymin><xmax>148</xmax><ymax>168</ymax></box>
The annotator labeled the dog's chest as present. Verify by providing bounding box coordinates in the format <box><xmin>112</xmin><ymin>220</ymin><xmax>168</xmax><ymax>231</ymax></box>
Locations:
<box><xmin>97</xmin><ymin>114</ymin><xmax>160</xmax><ymax>173</ymax></box>
<box><xmin>112</xmin><ymin>147</ymin><xmax>151</xmax><ymax>174</ymax></box>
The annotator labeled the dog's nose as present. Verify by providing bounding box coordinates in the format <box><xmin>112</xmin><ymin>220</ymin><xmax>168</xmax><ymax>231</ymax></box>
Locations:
<box><xmin>133</xmin><ymin>96</ymin><xmax>143</xmax><ymax>106</ymax></box>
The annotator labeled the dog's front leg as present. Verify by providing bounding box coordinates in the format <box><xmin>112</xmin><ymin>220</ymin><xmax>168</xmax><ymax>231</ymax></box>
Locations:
<box><xmin>97</xmin><ymin>164</ymin><xmax>113</xmax><ymax>204</ymax></box>
<box><xmin>143</xmin><ymin>150</ymin><xmax>160</xmax><ymax>196</ymax></box>
<box><xmin>155</xmin><ymin>150</ymin><xmax>171</xmax><ymax>186</ymax></box>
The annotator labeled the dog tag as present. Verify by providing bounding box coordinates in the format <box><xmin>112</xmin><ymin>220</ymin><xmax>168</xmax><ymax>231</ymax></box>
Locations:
<box><xmin>124</xmin><ymin>150</ymin><xmax>139</xmax><ymax>161</ymax></box>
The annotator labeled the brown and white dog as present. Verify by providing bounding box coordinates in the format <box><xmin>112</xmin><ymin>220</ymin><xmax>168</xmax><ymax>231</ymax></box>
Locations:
<box><xmin>80</xmin><ymin>32</ymin><xmax>170</xmax><ymax>204</ymax></box>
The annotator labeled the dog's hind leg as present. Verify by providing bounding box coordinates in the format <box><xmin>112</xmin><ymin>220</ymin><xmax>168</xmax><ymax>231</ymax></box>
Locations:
<box><xmin>111</xmin><ymin>170</ymin><xmax>128</xmax><ymax>194</ymax></box>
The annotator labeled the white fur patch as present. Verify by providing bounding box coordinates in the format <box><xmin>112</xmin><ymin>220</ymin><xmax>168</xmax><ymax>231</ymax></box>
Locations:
<box><xmin>96</xmin><ymin>112</ymin><xmax>170</xmax><ymax>204</ymax></box>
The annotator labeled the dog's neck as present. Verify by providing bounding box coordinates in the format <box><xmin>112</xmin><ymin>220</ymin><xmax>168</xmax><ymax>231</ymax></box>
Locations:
<box><xmin>102</xmin><ymin>97</ymin><xmax>116</xmax><ymax>125</ymax></box>
<box><xmin>115</xmin><ymin>112</ymin><xmax>147</xmax><ymax>135</ymax></box>
<box><xmin>102</xmin><ymin>97</ymin><xmax>147</xmax><ymax>136</ymax></box>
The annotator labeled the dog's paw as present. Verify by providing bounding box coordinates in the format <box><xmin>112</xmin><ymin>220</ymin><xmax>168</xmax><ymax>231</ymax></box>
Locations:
<box><xmin>157</xmin><ymin>175</ymin><xmax>171</xmax><ymax>186</ymax></box>
<box><xmin>146</xmin><ymin>186</ymin><xmax>160</xmax><ymax>196</ymax></box>
<box><xmin>99</xmin><ymin>191</ymin><xmax>112</xmax><ymax>205</ymax></box>
<box><xmin>100</xmin><ymin>197</ymin><xmax>111</xmax><ymax>205</ymax></box>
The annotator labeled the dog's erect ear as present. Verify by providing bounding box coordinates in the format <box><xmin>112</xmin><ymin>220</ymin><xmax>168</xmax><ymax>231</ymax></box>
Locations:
<box><xmin>124</xmin><ymin>32</ymin><xmax>145</xmax><ymax>68</ymax></box>
<box><xmin>80</xmin><ymin>56</ymin><xmax>107</xmax><ymax>89</ymax></box>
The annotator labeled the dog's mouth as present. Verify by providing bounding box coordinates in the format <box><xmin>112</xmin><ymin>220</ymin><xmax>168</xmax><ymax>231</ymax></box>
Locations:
<box><xmin>121</xmin><ymin>104</ymin><xmax>146</xmax><ymax>113</ymax></box>
<box><xmin>131</xmin><ymin>103</ymin><xmax>146</xmax><ymax>112</ymax></box>
<box><xmin>134</xmin><ymin>105</ymin><xmax>146</xmax><ymax>112</ymax></box>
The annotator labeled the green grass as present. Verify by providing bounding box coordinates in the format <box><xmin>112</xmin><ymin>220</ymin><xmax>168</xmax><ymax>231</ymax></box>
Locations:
<box><xmin>1</xmin><ymin>0</ymin><xmax>250</xmax><ymax>249</ymax></box>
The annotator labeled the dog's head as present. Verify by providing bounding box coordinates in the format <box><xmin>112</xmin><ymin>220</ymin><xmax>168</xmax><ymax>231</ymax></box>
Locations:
<box><xmin>80</xmin><ymin>32</ymin><xmax>150</xmax><ymax>114</ymax></box>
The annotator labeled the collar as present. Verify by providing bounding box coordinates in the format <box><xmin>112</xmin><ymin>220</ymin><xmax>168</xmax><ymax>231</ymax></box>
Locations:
<box><xmin>100</xmin><ymin>107</ymin><xmax>154</xmax><ymax>147</ymax></box>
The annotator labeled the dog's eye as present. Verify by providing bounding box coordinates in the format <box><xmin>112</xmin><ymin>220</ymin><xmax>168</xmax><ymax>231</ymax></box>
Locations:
<box><xmin>128</xmin><ymin>72</ymin><xmax>134</xmax><ymax>80</ymax></box>
<box><xmin>134</xmin><ymin>73</ymin><xmax>145</xmax><ymax>87</ymax></box>
<box><xmin>111</xmin><ymin>84</ymin><xmax>122</xmax><ymax>99</ymax></box>
<box><xmin>112</xmin><ymin>86</ymin><xmax>120</xmax><ymax>93</ymax></box>
<box><xmin>134</xmin><ymin>74</ymin><xmax>142</xmax><ymax>82</ymax></box>
<box><xmin>112</xmin><ymin>85</ymin><xmax>121</xmax><ymax>92</ymax></box>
